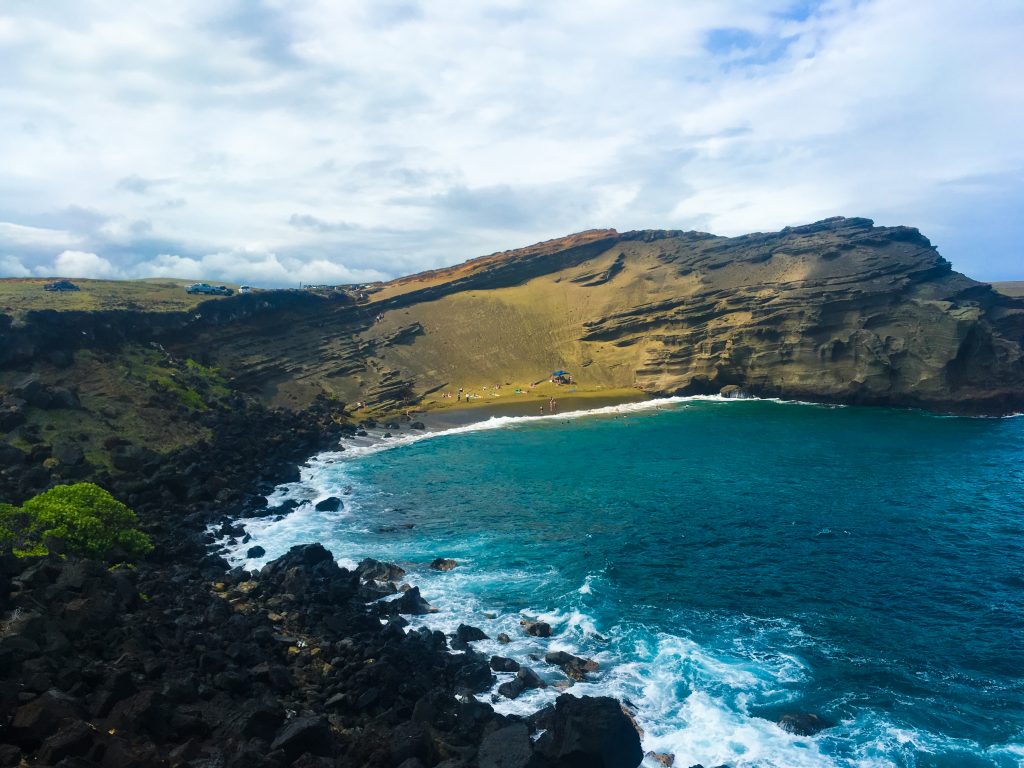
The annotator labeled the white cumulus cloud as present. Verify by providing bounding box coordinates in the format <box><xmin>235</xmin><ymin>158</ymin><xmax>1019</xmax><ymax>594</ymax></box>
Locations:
<box><xmin>0</xmin><ymin>0</ymin><xmax>1021</xmax><ymax>283</ymax></box>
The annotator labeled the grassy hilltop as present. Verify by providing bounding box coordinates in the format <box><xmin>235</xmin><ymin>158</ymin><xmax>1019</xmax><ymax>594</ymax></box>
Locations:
<box><xmin>0</xmin><ymin>277</ymin><xmax>238</xmax><ymax>317</ymax></box>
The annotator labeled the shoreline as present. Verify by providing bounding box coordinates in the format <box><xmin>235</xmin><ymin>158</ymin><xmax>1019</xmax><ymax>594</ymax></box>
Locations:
<box><xmin>416</xmin><ymin>389</ymin><xmax>651</xmax><ymax>429</ymax></box>
<box><xmin>0</xmin><ymin>401</ymin><xmax>646</xmax><ymax>767</ymax></box>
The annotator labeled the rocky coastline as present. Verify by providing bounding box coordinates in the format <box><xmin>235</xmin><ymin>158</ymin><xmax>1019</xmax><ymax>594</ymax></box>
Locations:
<box><xmin>0</xmin><ymin>403</ymin><xmax>649</xmax><ymax>768</ymax></box>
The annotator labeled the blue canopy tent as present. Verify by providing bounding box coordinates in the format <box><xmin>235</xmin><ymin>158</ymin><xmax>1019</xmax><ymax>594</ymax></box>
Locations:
<box><xmin>551</xmin><ymin>370</ymin><xmax>570</xmax><ymax>377</ymax></box>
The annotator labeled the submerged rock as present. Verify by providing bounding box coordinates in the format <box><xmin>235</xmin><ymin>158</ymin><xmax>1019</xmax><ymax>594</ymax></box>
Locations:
<box><xmin>520</xmin><ymin>619</ymin><xmax>551</xmax><ymax>637</ymax></box>
<box><xmin>545</xmin><ymin>650</ymin><xmax>599</xmax><ymax>681</ymax></box>
<box><xmin>314</xmin><ymin>496</ymin><xmax>342</xmax><ymax>511</ymax></box>
<box><xmin>429</xmin><ymin>557</ymin><xmax>457</xmax><ymax>571</ymax></box>
<box><xmin>778</xmin><ymin>712</ymin><xmax>831</xmax><ymax>736</ymax></box>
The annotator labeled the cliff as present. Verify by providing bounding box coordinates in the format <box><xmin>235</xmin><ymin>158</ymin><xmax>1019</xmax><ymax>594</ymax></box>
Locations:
<box><xmin>191</xmin><ymin>217</ymin><xmax>1024</xmax><ymax>415</ymax></box>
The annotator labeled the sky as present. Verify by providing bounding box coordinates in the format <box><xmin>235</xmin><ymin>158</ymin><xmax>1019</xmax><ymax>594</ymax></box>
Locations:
<box><xmin>0</xmin><ymin>0</ymin><xmax>1022</xmax><ymax>286</ymax></box>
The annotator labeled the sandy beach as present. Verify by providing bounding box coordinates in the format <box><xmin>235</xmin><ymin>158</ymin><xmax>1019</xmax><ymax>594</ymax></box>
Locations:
<box><xmin>412</xmin><ymin>385</ymin><xmax>651</xmax><ymax>428</ymax></box>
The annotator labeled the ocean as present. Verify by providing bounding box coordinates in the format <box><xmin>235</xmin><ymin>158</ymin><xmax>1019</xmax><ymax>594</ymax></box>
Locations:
<box><xmin>224</xmin><ymin>397</ymin><xmax>1024</xmax><ymax>768</ymax></box>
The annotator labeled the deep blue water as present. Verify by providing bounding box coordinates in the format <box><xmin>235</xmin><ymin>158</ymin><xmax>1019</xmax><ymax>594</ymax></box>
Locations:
<box><xmin>230</xmin><ymin>398</ymin><xmax>1024</xmax><ymax>768</ymax></box>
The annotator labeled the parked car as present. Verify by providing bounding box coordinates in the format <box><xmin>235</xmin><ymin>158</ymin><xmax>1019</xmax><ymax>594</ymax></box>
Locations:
<box><xmin>185</xmin><ymin>283</ymin><xmax>216</xmax><ymax>295</ymax></box>
<box><xmin>212</xmin><ymin>285</ymin><xmax>234</xmax><ymax>296</ymax></box>
<box><xmin>238</xmin><ymin>285</ymin><xmax>252</xmax><ymax>295</ymax></box>
<box><xmin>43</xmin><ymin>279</ymin><xmax>80</xmax><ymax>292</ymax></box>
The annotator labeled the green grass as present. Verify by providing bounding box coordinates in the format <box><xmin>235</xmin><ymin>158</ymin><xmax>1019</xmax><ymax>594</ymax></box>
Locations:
<box><xmin>990</xmin><ymin>281</ymin><xmax>1024</xmax><ymax>298</ymax></box>
<box><xmin>0</xmin><ymin>277</ymin><xmax>237</xmax><ymax>317</ymax></box>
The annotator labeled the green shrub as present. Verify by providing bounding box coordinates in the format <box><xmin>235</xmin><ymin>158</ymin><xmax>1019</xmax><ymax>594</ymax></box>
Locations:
<box><xmin>0</xmin><ymin>483</ymin><xmax>152</xmax><ymax>560</ymax></box>
<box><xmin>0</xmin><ymin>502</ymin><xmax>48</xmax><ymax>557</ymax></box>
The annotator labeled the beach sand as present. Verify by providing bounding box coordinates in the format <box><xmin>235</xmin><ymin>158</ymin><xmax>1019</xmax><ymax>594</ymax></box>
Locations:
<box><xmin>413</xmin><ymin>385</ymin><xmax>651</xmax><ymax>428</ymax></box>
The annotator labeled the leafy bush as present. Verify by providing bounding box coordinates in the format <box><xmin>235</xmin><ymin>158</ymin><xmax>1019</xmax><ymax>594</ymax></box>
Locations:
<box><xmin>0</xmin><ymin>503</ymin><xmax>47</xmax><ymax>557</ymax></box>
<box><xmin>0</xmin><ymin>483</ymin><xmax>152</xmax><ymax>559</ymax></box>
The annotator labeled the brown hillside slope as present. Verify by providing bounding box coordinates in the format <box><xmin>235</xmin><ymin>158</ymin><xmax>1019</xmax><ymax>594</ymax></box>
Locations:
<box><xmin>185</xmin><ymin>217</ymin><xmax>1023</xmax><ymax>415</ymax></box>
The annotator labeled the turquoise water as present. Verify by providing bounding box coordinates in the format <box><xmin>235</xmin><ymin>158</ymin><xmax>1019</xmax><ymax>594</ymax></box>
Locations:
<box><xmin>230</xmin><ymin>398</ymin><xmax>1024</xmax><ymax>768</ymax></box>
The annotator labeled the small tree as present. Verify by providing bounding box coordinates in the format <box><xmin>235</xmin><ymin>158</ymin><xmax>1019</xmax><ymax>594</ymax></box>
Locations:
<box><xmin>9</xmin><ymin>483</ymin><xmax>152</xmax><ymax>559</ymax></box>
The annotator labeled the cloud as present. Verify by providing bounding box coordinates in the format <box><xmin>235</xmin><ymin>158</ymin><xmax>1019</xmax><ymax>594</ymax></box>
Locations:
<box><xmin>0</xmin><ymin>222</ymin><xmax>81</xmax><ymax>249</ymax></box>
<box><xmin>116</xmin><ymin>175</ymin><xmax>160</xmax><ymax>194</ymax></box>
<box><xmin>288</xmin><ymin>214</ymin><xmax>356</xmax><ymax>232</ymax></box>
<box><xmin>0</xmin><ymin>255</ymin><xmax>31</xmax><ymax>277</ymax></box>
<box><xmin>48</xmin><ymin>250</ymin><xmax>120</xmax><ymax>278</ymax></box>
<box><xmin>0</xmin><ymin>0</ymin><xmax>1021</xmax><ymax>283</ymax></box>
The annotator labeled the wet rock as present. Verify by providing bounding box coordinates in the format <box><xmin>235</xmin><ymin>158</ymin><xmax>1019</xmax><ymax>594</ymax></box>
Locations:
<box><xmin>429</xmin><ymin>557</ymin><xmax>457</xmax><ymax>571</ymax></box>
<box><xmin>534</xmin><ymin>694</ymin><xmax>644</xmax><ymax>768</ymax></box>
<box><xmin>314</xmin><ymin>496</ymin><xmax>342</xmax><ymax>512</ymax></box>
<box><xmin>246</xmin><ymin>545</ymin><xmax>266</xmax><ymax>558</ymax></box>
<box><xmin>490</xmin><ymin>656</ymin><xmax>520</xmax><ymax>673</ymax></box>
<box><xmin>356</xmin><ymin>557</ymin><xmax>406</xmax><ymax>582</ymax></box>
<box><xmin>516</xmin><ymin>666</ymin><xmax>546</xmax><ymax>690</ymax></box>
<box><xmin>545</xmin><ymin>650</ymin><xmax>599</xmax><ymax>681</ymax></box>
<box><xmin>497</xmin><ymin>678</ymin><xmax>525</xmax><ymax>700</ymax></box>
<box><xmin>455</xmin><ymin>624</ymin><xmax>488</xmax><ymax>643</ymax></box>
<box><xmin>497</xmin><ymin>633</ymin><xmax>511</xmax><ymax>644</ymax></box>
<box><xmin>645</xmin><ymin>752</ymin><xmax>675</xmax><ymax>766</ymax></box>
<box><xmin>521</xmin><ymin>620</ymin><xmax>551</xmax><ymax>637</ymax></box>
<box><xmin>409</xmin><ymin>421</ymin><xmax>426</xmax><ymax>430</ymax></box>
<box><xmin>778</xmin><ymin>712</ymin><xmax>830</xmax><ymax>736</ymax></box>
<box><xmin>393</xmin><ymin>586</ymin><xmax>435</xmax><ymax>615</ymax></box>
<box><xmin>454</xmin><ymin>657</ymin><xmax>495</xmax><ymax>693</ymax></box>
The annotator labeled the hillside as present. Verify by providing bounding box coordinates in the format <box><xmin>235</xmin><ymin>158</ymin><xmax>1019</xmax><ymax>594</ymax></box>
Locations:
<box><xmin>182</xmin><ymin>217</ymin><xmax>1024</xmax><ymax>415</ymax></box>
<box><xmin>991</xmin><ymin>281</ymin><xmax>1024</xmax><ymax>297</ymax></box>
<box><xmin>2</xmin><ymin>216</ymin><xmax>1023</xmax><ymax>493</ymax></box>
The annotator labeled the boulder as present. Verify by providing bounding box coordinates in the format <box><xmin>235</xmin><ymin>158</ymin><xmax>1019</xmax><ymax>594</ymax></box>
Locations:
<box><xmin>36</xmin><ymin>720</ymin><xmax>95</xmax><ymax>765</ymax></box>
<box><xmin>0</xmin><ymin>442</ymin><xmax>27</xmax><ymax>467</ymax></box>
<box><xmin>314</xmin><ymin>496</ymin><xmax>342</xmax><ymax>512</ymax></box>
<box><xmin>51</xmin><ymin>441</ymin><xmax>85</xmax><ymax>466</ymax></box>
<box><xmin>455</xmin><ymin>624</ymin><xmax>489</xmax><ymax>643</ymax></box>
<box><xmin>10</xmin><ymin>690</ymin><xmax>82</xmax><ymax>747</ymax></box>
<box><xmin>490</xmin><ymin>656</ymin><xmax>520</xmax><ymax>673</ymax></box>
<box><xmin>777</xmin><ymin>712</ymin><xmax>830</xmax><ymax>736</ymax></box>
<box><xmin>394</xmin><ymin>587</ymin><xmax>434</xmax><ymax>615</ymax></box>
<box><xmin>497</xmin><ymin>678</ymin><xmax>525</xmax><ymax>700</ymax></box>
<box><xmin>429</xmin><ymin>557</ymin><xmax>457</xmax><ymax>571</ymax></box>
<box><xmin>246</xmin><ymin>545</ymin><xmax>266</xmax><ymax>559</ymax></box>
<box><xmin>357</xmin><ymin>557</ymin><xmax>406</xmax><ymax>583</ymax></box>
<box><xmin>545</xmin><ymin>650</ymin><xmax>599</xmax><ymax>681</ymax></box>
<box><xmin>410</xmin><ymin>421</ymin><xmax>426</xmax><ymax>430</ymax></box>
<box><xmin>521</xmin><ymin>620</ymin><xmax>551</xmax><ymax>637</ymax></box>
<box><xmin>270</xmin><ymin>715</ymin><xmax>333</xmax><ymax>759</ymax></box>
<box><xmin>516</xmin><ymin>666</ymin><xmax>546</xmax><ymax>690</ymax></box>
<box><xmin>534</xmin><ymin>695</ymin><xmax>644</xmax><ymax>768</ymax></box>
<box><xmin>477</xmin><ymin>723</ymin><xmax>533</xmax><ymax>768</ymax></box>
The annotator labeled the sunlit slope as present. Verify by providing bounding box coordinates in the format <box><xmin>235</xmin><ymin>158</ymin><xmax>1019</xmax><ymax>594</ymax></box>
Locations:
<box><xmin>196</xmin><ymin>218</ymin><xmax>1024</xmax><ymax>414</ymax></box>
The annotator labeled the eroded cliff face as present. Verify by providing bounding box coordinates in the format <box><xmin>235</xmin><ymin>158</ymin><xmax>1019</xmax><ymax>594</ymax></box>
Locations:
<box><xmin>273</xmin><ymin>216</ymin><xmax>1020</xmax><ymax>414</ymax></box>
<box><xmin>2</xmin><ymin>218</ymin><xmax>1022</xmax><ymax>415</ymax></box>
